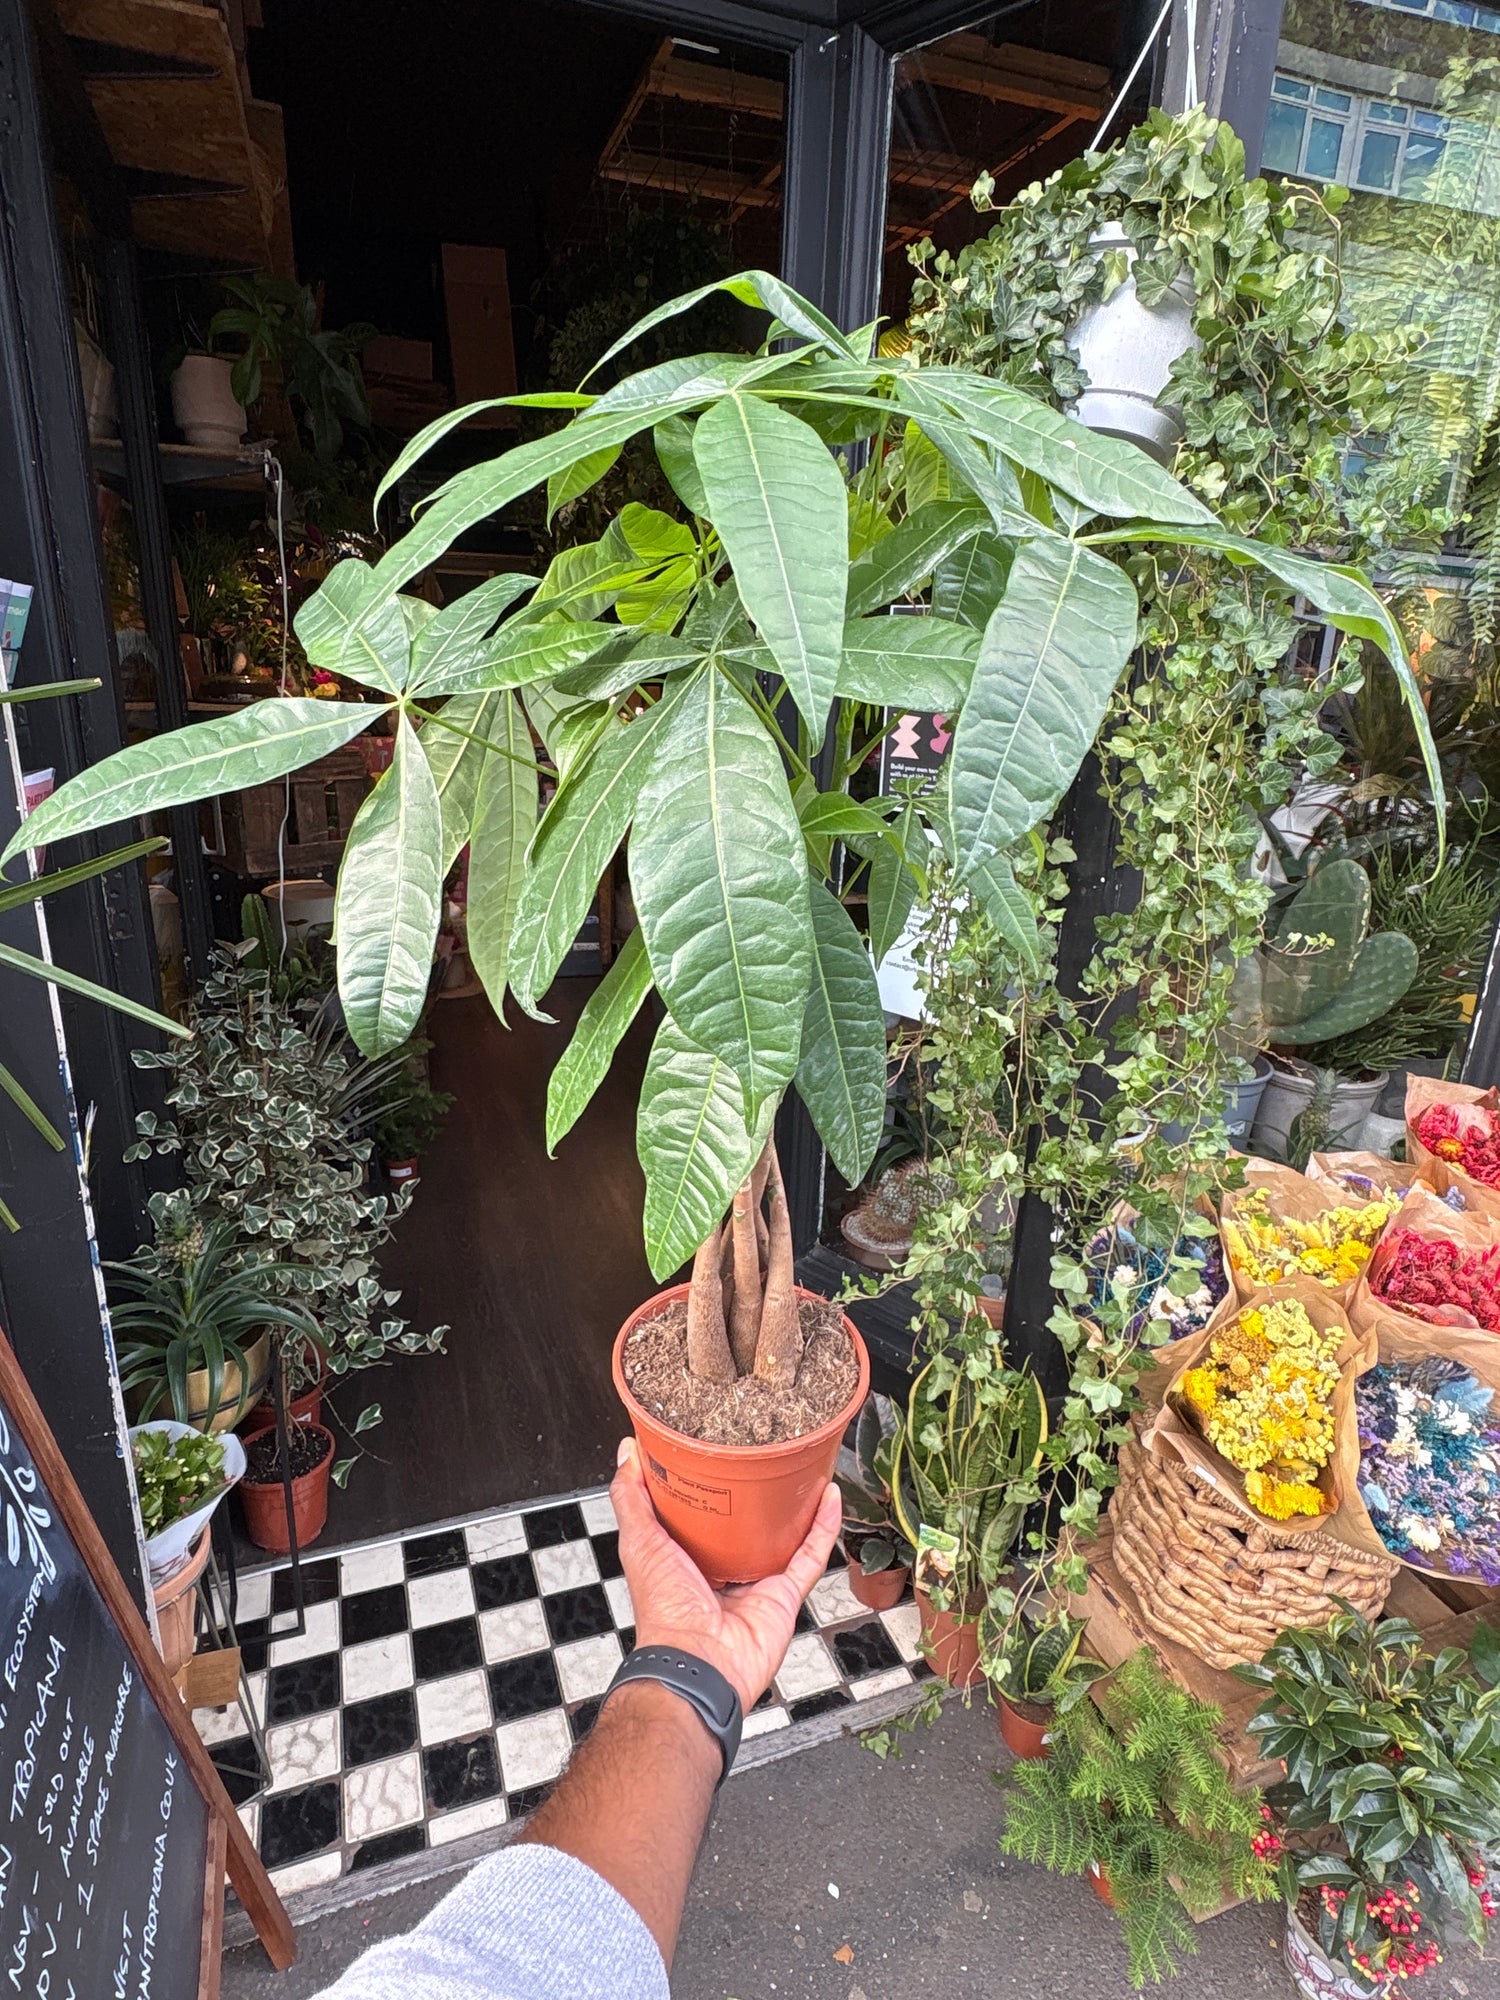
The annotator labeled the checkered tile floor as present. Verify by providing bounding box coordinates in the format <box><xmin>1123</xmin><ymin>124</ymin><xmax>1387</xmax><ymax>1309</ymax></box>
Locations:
<box><xmin>194</xmin><ymin>1489</ymin><xmax>930</xmax><ymax>1899</ymax></box>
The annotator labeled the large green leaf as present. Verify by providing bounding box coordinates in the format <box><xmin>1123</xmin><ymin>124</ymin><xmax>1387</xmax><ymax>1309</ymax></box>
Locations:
<box><xmin>586</xmin><ymin>272</ymin><xmax>856</xmax><ymax>382</ymax></box>
<box><xmin>1086</xmin><ymin>520</ymin><xmax>1447</xmax><ymax>834</ymax></box>
<box><xmin>637</xmin><ymin>1013</ymin><xmax>778</xmax><ymax>1281</ymax></box>
<box><xmin>446</xmin><ymin>618</ymin><xmax>618</xmax><ymax>697</ymax></box>
<box><xmin>0</xmin><ymin>835</ymin><xmax>165</xmax><ymax>916</ymax></box>
<box><xmin>1</xmin><ymin>699</ymin><xmax>382</xmax><ymax>868</ymax></box>
<box><xmin>795</xmin><ymin>881</ymin><xmax>887</xmax><ymax>1184</ymax></box>
<box><xmin>407</xmin><ymin>573</ymin><xmax>537</xmax><ymax>697</ymax></box>
<box><xmin>902</xmin><ymin>371</ymin><xmax>1216</xmax><ymax>528</ymax></box>
<box><xmin>692</xmin><ymin>393</ymin><xmax>848</xmax><ymax>738</ymax></box>
<box><xmin>294</xmin><ymin>559</ymin><xmax>411</xmax><ymax>694</ymax></box>
<box><xmin>546</xmin><ymin>443</ymin><xmax>622</xmax><ymax>521</ymax></box>
<box><xmin>846</xmin><ymin>500</ymin><xmax>988</xmax><ymax>618</ymax></box>
<box><xmin>933</xmin><ymin>532</ymin><xmax>1017</xmax><ymax>629</ymax></box>
<box><xmin>966</xmin><ymin>852</ymin><xmax>1042</xmax><ymax>974</ymax></box>
<box><xmin>869</xmin><ymin>801</ymin><xmax>919</xmax><ymax>967</ymax></box>
<box><xmin>836</xmin><ymin>616</ymin><xmax>977</xmax><ymax>711</ymax></box>
<box><xmin>546</xmin><ymin>928</ymin><xmax>653</xmax><ymax>1153</ymax></box>
<box><xmin>552</xmin><ymin>632</ymin><xmax>706</xmax><ymax>702</ymax></box>
<box><xmin>509</xmin><ymin>686</ymin><xmax>685</xmax><ymax>1013</ymax></box>
<box><xmin>334</xmin><ymin>714</ymin><xmax>444</xmax><ymax>1055</ymax></box>
<box><xmin>630</xmin><ymin>669</ymin><xmax>811</xmax><ymax>1121</ymax></box>
<box><xmin>374</xmin><ymin>392</ymin><xmax>594</xmax><ymax>513</ymax></box>
<box><xmin>0</xmin><ymin>940</ymin><xmax>188</xmax><ymax>1038</ymax></box>
<box><xmin>418</xmin><ymin>693</ymin><xmax>501</xmax><ymax>870</ymax></box>
<box><xmin>654</xmin><ymin>415</ymin><xmax>708</xmax><ymax>516</ymax></box>
<box><xmin>951</xmin><ymin>537</ymin><xmax>1138</xmax><ymax>869</ymax></box>
<box><xmin>466</xmin><ymin>692</ymin><xmax>538</xmax><ymax>1014</ymax></box>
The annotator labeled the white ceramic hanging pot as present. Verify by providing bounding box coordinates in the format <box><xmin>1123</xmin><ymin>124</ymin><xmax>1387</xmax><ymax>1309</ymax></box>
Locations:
<box><xmin>1067</xmin><ymin>221</ymin><xmax>1200</xmax><ymax>465</ymax></box>
<box><xmin>170</xmin><ymin>354</ymin><xmax>246</xmax><ymax>450</ymax></box>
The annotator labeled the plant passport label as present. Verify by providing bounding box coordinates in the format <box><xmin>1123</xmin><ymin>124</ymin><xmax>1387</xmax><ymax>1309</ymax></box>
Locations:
<box><xmin>647</xmin><ymin>1454</ymin><xmax>732</xmax><ymax>1515</ymax></box>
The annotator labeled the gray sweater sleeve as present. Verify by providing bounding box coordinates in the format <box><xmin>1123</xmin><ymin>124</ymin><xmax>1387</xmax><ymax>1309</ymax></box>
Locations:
<box><xmin>312</xmin><ymin>1843</ymin><xmax>670</xmax><ymax>2000</ymax></box>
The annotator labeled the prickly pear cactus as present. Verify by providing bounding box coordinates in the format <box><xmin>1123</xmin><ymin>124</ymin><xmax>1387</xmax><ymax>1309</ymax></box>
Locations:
<box><xmin>1253</xmin><ymin>858</ymin><xmax>1417</xmax><ymax>1046</ymax></box>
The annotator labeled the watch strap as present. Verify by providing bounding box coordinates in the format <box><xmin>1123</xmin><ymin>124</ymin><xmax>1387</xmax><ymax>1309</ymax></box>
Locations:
<box><xmin>603</xmin><ymin>1646</ymin><xmax>743</xmax><ymax>1785</ymax></box>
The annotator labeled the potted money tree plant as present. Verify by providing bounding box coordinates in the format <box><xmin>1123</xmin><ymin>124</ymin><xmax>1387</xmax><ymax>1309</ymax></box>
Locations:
<box><xmin>5</xmin><ymin>269</ymin><xmax>1436</xmax><ymax>1585</ymax></box>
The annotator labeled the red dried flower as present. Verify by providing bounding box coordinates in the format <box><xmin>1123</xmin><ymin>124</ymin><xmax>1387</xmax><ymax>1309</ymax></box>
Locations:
<box><xmin>1373</xmin><ymin>1228</ymin><xmax>1500</xmax><ymax>1333</ymax></box>
<box><xmin>1417</xmin><ymin>1104</ymin><xmax>1500</xmax><ymax>1189</ymax></box>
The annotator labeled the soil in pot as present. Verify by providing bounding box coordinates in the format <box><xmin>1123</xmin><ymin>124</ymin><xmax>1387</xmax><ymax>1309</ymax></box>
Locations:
<box><xmin>998</xmin><ymin>1693</ymin><xmax>1052</xmax><ymax>1761</ymax></box>
<box><xmin>621</xmin><ymin>1293</ymin><xmax>857</xmax><ymax>1446</ymax></box>
<box><xmin>842</xmin><ymin>1533</ymin><xmax>910</xmax><ymax>1612</ymax></box>
<box><xmin>614</xmin><ymin>1283</ymin><xmax>869</xmax><ymax>1587</ymax></box>
<box><xmin>239</xmin><ymin>1422</ymin><xmax>334</xmax><ymax>1552</ymax></box>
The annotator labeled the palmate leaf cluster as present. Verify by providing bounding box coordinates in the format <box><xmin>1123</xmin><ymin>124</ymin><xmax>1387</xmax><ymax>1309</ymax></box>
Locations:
<box><xmin>3</xmin><ymin>262</ymin><xmax>1435</xmax><ymax>1279</ymax></box>
<box><xmin>999</xmin><ymin>1649</ymin><xmax>1274</xmax><ymax>1985</ymax></box>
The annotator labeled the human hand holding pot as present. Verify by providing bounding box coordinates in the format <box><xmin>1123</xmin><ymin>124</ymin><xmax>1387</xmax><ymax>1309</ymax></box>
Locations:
<box><xmin>610</xmin><ymin>1436</ymin><xmax>840</xmax><ymax>1712</ymax></box>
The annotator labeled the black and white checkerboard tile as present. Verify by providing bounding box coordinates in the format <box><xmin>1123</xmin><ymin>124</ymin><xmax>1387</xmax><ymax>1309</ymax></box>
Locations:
<box><xmin>195</xmin><ymin>1490</ymin><xmax>930</xmax><ymax>1898</ymax></box>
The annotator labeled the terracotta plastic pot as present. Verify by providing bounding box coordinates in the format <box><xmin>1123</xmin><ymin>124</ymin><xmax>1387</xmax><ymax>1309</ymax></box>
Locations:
<box><xmin>238</xmin><ymin>1422</ymin><xmax>334</xmax><ymax>1553</ymax></box>
<box><xmin>844</xmin><ymin>1552</ymin><xmax>910</xmax><ymax>1612</ymax></box>
<box><xmin>1087</xmin><ymin>1859</ymin><xmax>1115</xmax><ymax>1909</ymax></box>
<box><xmin>152</xmin><ymin>1527</ymin><xmax>211</xmax><ymax>1678</ymax></box>
<box><xmin>613</xmin><ymin>1283</ymin><xmax>869</xmax><ymax>1587</ymax></box>
<box><xmin>998</xmin><ymin>1694</ymin><xmax>1053</xmax><ymax>1761</ymax></box>
<box><xmin>248</xmin><ymin>1374</ymin><xmax>327</xmax><ymax>1434</ymax></box>
<box><xmin>385</xmin><ymin>1158</ymin><xmax>421</xmax><ymax>1188</ymax></box>
<box><xmin>915</xmin><ymin>1585</ymin><xmax>985</xmax><ymax>1689</ymax></box>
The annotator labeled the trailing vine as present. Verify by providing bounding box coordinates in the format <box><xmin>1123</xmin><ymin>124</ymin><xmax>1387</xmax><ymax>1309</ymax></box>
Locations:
<box><xmin>889</xmin><ymin>108</ymin><xmax>1450</xmax><ymax>1602</ymax></box>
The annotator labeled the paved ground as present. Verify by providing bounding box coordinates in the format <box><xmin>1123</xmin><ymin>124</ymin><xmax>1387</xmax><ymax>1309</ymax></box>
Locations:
<box><xmin>223</xmin><ymin>1695</ymin><xmax>1500</xmax><ymax>2000</ymax></box>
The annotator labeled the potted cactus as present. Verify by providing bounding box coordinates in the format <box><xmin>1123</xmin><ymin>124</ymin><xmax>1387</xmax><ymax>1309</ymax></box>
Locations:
<box><xmin>835</xmin><ymin>1394</ymin><xmax>916</xmax><ymax>1611</ymax></box>
<box><xmin>1240</xmin><ymin>859</ymin><xmax>1418</xmax><ymax>1159</ymax></box>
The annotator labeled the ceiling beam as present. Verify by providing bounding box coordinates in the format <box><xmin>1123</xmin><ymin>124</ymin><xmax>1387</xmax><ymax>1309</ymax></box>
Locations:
<box><xmin>899</xmin><ymin>35</ymin><xmax>1111</xmax><ymax>118</ymax></box>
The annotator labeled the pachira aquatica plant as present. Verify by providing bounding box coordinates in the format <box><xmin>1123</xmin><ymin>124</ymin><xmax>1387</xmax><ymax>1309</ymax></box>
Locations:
<box><xmin>3</xmin><ymin>271</ymin><xmax>1440</xmax><ymax>1279</ymax></box>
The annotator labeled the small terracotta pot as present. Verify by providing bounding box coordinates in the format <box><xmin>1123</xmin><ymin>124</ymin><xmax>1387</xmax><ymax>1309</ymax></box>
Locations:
<box><xmin>844</xmin><ymin>1554</ymin><xmax>910</xmax><ymax>1612</ymax></box>
<box><xmin>613</xmin><ymin>1283</ymin><xmax>869</xmax><ymax>1587</ymax></box>
<box><xmin>1087</xmin><ymin>1858</ymin><xmax>1115</xmax><ymax>1909</ymax></box>
<box><xmin>152</xmin><ymin>1527</ymin><xmax>212</xmax><ymax>1678</ymax></box>
<box><xmin>385</xmin><ymin>1157</ymin><xmax>421</xmax><ymax>1188</ymax></box>
<box><xmin>238</xmin><ymin>1423</ymin><xmax>335</xmax><ymax>1553</ymax></box>
<box><xmin>998</xmin><ymin>1694</ymin><xmax>1052</xmax><ymax>1760</ymax></box>
<box><xmin>915</xmin><ymin>1585</ymin><xmax>985</xmax><ymax>1688</ymax></box>
<box><xmin>248</xmin><ymin>1375</ymin><xmax>328</xmax><ymax>1435</ymax></box>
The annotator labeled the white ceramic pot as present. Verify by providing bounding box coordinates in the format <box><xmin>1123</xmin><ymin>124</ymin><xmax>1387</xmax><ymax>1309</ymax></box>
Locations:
<box><xmin>1284</xmin><ymin>1903</ymin><xmax>1391</xmax><ymax>2000</ymax></box>
<box><xmin>131</xmin><ymin>1419</ymin><xmax>245</xmax><ymax>1583</ymax></box>
<box><xmin>1068</xmin><ymin>222</ymin><xmax>1201</xmax><ymax>464</ymax></box>
<box><xmin>1251</xmin><ymin>1061</ymin><xmax>1389</xmax><ymax>1159</ymax></box>
<box><xmin>261</xmin><ymin>877</ymin><xmax>336</xmax><ymax>939</ymax></box>
<box><xmin>170</xmin><ymin>354</ymin><xmax>245</xmax><ymax>450</ymax></box>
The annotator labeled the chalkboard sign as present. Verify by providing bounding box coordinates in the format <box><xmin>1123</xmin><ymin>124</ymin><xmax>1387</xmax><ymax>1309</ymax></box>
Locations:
<box><xmin>0</xmin><ymin>1330</ymin><xmax>292</xmax><ymax>1997</ymax></box>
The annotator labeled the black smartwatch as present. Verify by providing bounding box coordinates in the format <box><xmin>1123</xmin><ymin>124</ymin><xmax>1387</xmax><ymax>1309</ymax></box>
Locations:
<box><xmin>603</xmin><ymin>1646</ymin><xmax>744</xmax><ymax>1785</ymax></box>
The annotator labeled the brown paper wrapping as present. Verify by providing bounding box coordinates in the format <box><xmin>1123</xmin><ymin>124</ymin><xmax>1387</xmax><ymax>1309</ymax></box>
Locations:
<box><xmin>1336</xmin><ymin>1310</ymin><xmax>1500</xmax><ymax>1574</ymax></box>
<box><xmin>1219</xmin><ymin>1159</ymin><xmax>1400</xmax><ymax>1309</ymax></box>
<box><xmin>1138</xmin><ymin>1280</ymin><xmax>1373</xmax><ymax>1544</ymax></box>
<box><xmin>1347</xmin><ymin>1182</ymin><xmax>1500</xmax><ymax>1344</ymax></box>
<box><xmin>1306</xmin><ymin>1151</ymin><xmax>1431</xmax><ymax>1203</ymax></box>
<box><xmin>1404</xmin><ymin>1075</ymin><xmax>1500</xmax><ymax>1219</ymax></box>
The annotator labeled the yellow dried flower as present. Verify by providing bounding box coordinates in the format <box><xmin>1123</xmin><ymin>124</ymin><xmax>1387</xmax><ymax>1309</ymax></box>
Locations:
<box><xmin>1222</xmin><ymin>1193</ymin><xmax>1398</xmax><ymax>1291</ymax></box>
<box><xmin>1245</xmin><ymin>1471</ymin><xmax>1326</xmax><ymax>1520</ymax></box>
<box><xmin>1177</xmin><ymin>1298</ymin><xmax>1341</xmax><ymax>1520</ymax></box>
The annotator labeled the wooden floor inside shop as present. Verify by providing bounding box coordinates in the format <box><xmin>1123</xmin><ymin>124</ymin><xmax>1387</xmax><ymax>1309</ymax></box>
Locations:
<box><xmin>317</xmin><ymin>975</ymin><xmax>658</xmax><ymax>1548</ymax></box>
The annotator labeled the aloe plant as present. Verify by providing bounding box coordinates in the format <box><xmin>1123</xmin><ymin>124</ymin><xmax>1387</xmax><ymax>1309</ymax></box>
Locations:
<box><xmin>2</xmin><ymin>272</ymin><xmax>1440</xmax><ymax>1291</ymax></box>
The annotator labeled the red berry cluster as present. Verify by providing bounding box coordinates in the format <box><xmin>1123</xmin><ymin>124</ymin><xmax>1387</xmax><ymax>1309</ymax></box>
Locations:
<box><xmin>1323</xmin><ymin>1883</ymin><xmax>1443</xmax><ymax>1981</ymax></box>
<box><xmin>1252</xmin><ymin>1803</ymin><xmax>1283</xmax><ymax>1862</ymax></box>
<box><xmin>1417</xmin><ymin>1103</ymin><xmax>1500</xmax><ymax>1188</ymax></box>
<box><xmin>1373</xmin><ymin>1229</ymin><xmax>1500</xmax><ymax>1334</ymax></box>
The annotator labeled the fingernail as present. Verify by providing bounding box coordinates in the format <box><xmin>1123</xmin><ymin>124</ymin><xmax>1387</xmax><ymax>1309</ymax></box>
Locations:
<box><xmin>617</xmin><ymin>1439</ymin><xmax>632</xmax><ymax>1466</ymax></box>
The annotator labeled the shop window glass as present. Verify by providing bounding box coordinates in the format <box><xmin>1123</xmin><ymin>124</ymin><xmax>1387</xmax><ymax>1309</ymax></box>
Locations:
<box><xmin>878</xmin><ymin>2</ymin><xmax>1150</xmax><ymax>334</ymax></box>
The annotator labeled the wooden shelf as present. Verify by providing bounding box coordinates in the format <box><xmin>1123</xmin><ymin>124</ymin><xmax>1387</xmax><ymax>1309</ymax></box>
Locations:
<box><xmin>92</xmin><ymin>436</ymin><xmax>270</xmax><ymax>492</ymax></box>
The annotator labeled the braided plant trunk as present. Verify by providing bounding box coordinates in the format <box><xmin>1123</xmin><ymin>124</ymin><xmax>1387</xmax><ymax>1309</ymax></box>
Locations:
<box><xmin>683</xmin><ymin>1139</ymin><xmax>803</xmax><ymax>1389</ymax></box>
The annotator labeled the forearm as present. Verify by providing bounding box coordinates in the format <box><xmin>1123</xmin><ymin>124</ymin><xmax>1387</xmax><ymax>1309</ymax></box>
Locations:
<box><xmin>518</xmin><ymin>1679</ymin><xmax>720</xmax><ymax>1968</ymax></box>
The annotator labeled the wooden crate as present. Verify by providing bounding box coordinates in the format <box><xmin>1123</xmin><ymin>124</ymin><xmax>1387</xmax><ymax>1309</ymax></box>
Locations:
<box><xmin>216</xmin><ymin>745</ymin><xmax>371</xmax><ymax>877</ymax></box>
<box><xmin>1068</xmin><ymin>1518</ymin><xmax>1469</xmax><ymax>1792</ymax></box>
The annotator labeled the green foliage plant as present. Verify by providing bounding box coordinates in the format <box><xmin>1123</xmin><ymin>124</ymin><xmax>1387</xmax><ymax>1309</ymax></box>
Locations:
<box><xmin>1236</xmin><ymin>1609</ymin><xmax>1500</xmax><ymax>1986</ymax></box>
<box><xmin>835</xmin><ymin>1392</ymin><xmax>916</xmax><ymax>1575</ymax></box>
<box><xmin>1000</xmin><ymin>1647</ymin><xmax>1277</xmax><ymax>1984</ymax></box>
<box><xmin>984</xmin><ymin>1608</ymin><xmax>1109</xmax><ymax>1717</ymax></box>
<box><xmin>8</xmin><ymin>259</ymin><xmax>1430</xmax><ymax>1352</ymax></box>
<box><xmin>209</xmin><ymin>276</ymin><xmax>376</xmax><ymax>463</ymax></box>
<box><xmin>108</xmin><ymin>1200</ymin><xmax>320</xmax><ymax>1425</ymax></box>
<box><xmin>372</xmin><ymin>1077</ymin><xmax>454</xmax><ymax>1163</ymax></box>
<box><xmin>130</xmin><ymin>1427</ymin><xmax>227</xmax><ymax>1537</ymax></box>
<box><xmin>121</xmin><ymin>952</ymin><xmax>446</xmax><ymax>1404</ymax></box>
<box><xmin>871</xmin><ymin>107</ymin><xmax>1446</xmax><ymax>1611</ymax></box>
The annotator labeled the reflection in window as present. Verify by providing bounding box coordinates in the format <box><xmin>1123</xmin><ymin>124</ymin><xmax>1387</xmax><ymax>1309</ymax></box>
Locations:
<box><xmin>1352</xmin><ymin>0</ymin><xmax>1500</xmax><ymax>32</ymax></box>
<box><xmin>1262</xmin><ymin>69</ymin><xmax>1500</xmax><ymax>207</ymax></box>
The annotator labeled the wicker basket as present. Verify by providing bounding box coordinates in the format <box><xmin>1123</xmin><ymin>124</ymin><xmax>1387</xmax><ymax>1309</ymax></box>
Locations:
<box><xmin>1110</xmin><ymin>1439</ymin><xmax>1399</xmax><ymax>1670</ymax></box>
